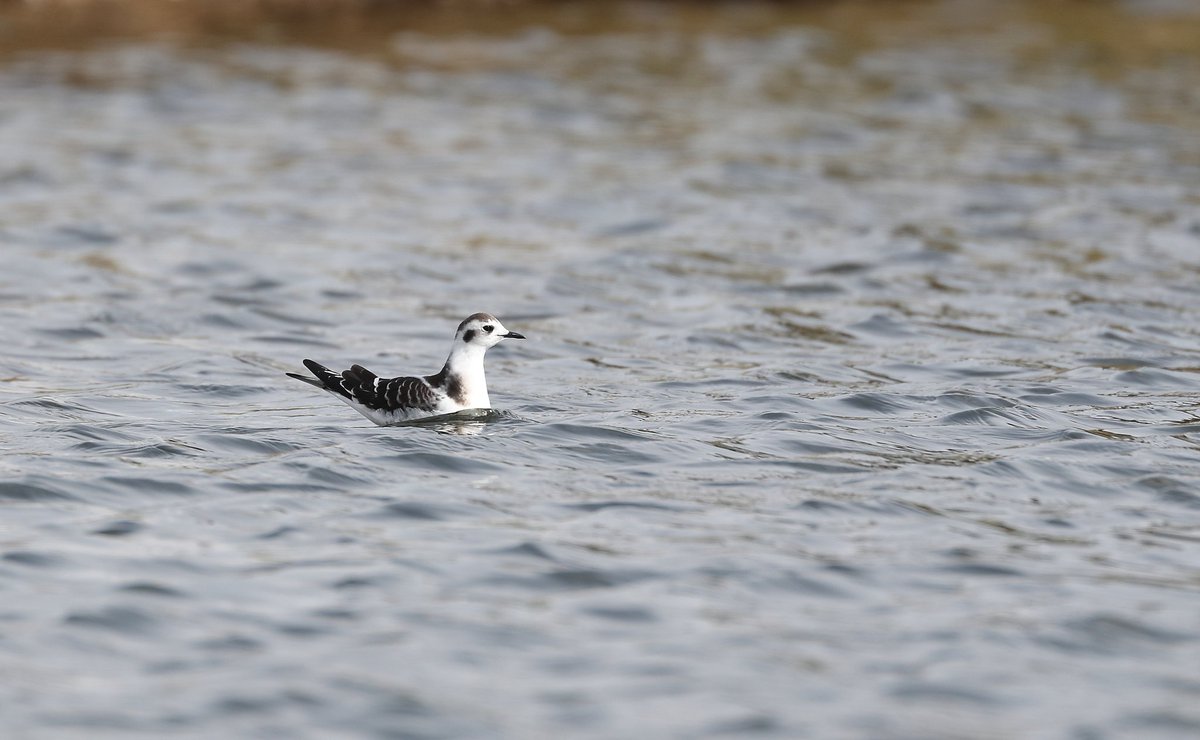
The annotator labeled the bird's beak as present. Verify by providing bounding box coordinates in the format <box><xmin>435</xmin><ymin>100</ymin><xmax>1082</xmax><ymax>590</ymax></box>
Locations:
<box><xmin>503</xmin><ymin>331</ymin><xmax>525</xmax><ymax>340</ymax></box>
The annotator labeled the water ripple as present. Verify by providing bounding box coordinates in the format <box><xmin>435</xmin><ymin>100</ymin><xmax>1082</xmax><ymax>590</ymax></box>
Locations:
<box><xmin>1</xmin><ymin>8</ymin><xmax>1199</xmax><ymax>739</ymax></box>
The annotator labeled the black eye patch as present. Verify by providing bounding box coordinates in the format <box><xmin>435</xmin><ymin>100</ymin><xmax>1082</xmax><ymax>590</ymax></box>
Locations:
<box><xmin>483</xmin><ymin>325</ymin><xmax>494</xmax><ymax>333</ymax></box>
<box><xmin>463</xmin><ymin>329</ymin><xmax>476</xmax><ymax>342</ymax></box>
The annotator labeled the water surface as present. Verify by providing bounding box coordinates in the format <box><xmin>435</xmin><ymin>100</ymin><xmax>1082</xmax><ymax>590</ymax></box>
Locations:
<box><xmin>1</xmin><ymin>2</ymin><xmax>1200</xmax><ymax>738</ymax></box>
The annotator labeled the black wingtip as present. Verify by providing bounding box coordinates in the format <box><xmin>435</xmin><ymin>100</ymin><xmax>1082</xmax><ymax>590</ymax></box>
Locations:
<box><xmin>302</xmin><ymin>359</ymin><xmax>330</xmax><ymax>375</ymax></box>
<box><xmin>286</xmin><ymin>371</ymin><xmax>324</xmax><ymax>388</ymax></box>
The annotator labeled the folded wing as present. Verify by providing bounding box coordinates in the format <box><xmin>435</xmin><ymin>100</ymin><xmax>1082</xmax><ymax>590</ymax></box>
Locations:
<box><xmin>292</xmin><ymin>360</ymin><xmax>440</xmax><ymax>413</ymax></box>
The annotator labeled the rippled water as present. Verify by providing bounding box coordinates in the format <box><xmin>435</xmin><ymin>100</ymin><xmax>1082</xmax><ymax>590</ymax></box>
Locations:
<box><xmin>2</xmin><ymin>3</ymin><xmax>1200</xmax><ymax>738</ymax></box>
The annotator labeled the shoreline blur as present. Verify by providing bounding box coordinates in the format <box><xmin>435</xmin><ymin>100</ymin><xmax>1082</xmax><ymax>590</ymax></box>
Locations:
<box><xmin>1</xmin><ymin>0</ymin><xmax>1198</xmax><ymax>67</ymax></box>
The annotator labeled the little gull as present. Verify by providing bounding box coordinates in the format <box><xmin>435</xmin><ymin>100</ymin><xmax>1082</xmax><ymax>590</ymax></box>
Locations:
<box><xmin>287</xmin><ymin>312</ymin><xmax>525</xmax><ymax>425</ymax></box>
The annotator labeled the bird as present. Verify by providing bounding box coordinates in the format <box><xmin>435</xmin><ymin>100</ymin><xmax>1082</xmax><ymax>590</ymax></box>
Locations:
<box><xmin>287</xmin><ymin>312</ymin><xmax>525</xmax><ymax>425</ymax></box>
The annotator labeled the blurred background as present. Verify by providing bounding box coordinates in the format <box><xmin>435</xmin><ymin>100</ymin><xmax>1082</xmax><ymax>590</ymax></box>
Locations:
<box><xmin>1</xmin><ymin>1</ymin><xmax>1199</xmax><ymax>739</ymax></box>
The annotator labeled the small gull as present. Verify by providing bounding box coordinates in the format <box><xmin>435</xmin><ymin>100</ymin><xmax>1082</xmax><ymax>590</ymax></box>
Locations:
<box><xmin>287</xmin><ymin>312</ymin><xmax>525</xmax><ymax>425</ymax></box>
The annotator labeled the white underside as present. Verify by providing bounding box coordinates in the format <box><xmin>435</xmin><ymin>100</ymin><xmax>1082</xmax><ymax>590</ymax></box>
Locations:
<box><xmin>327</xmin><ymin>392</ymin><xmax>475</xmax><ymax>426</ymax></box>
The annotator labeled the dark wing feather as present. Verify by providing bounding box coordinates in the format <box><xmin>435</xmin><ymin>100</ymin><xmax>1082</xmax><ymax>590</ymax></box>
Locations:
<box><xmin>291</xmin><ymin>359</ymin><xmax>439</xmax><ymax>413</ymax></box>
<box><xmin>376</xmin><ymin>375</ymin><xmax>440</xmax><ymax>413</ymax></box>
<box><xmin>286</xmin><ymin>372</ymin><xmax>323</xmax><ymax>389</ymax></box>
<box><xmin>299</xmin><ymin>359</ymin><xmax>350</xmax><ymax>398</ymax></box>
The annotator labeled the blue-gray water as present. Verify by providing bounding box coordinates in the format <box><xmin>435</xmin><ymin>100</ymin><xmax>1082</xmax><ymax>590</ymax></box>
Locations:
<box><xmin>2</xmin><ymin>5</ymin><xmax>1200</xmax><ymax>738</ymax></box>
